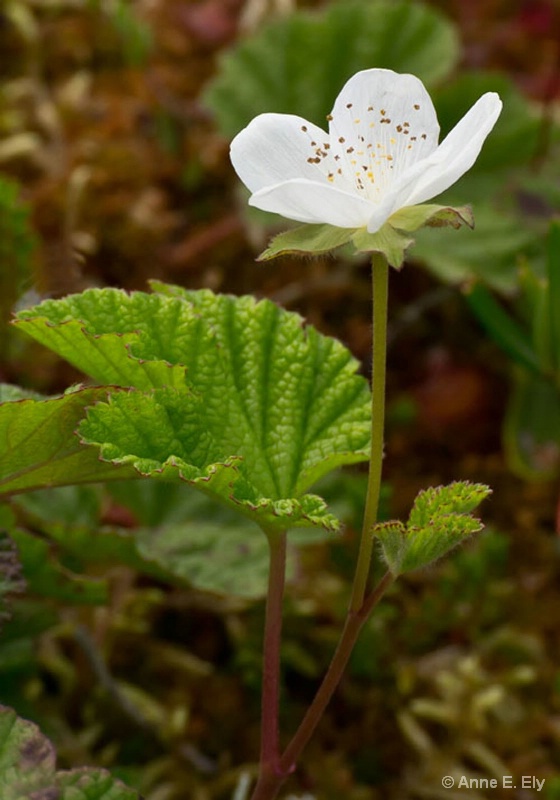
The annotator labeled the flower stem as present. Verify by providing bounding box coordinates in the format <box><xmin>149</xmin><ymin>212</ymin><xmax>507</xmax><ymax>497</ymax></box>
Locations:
<box><xmin>252</xmin><ymin>529</ymin><xmax>288</xmax><ymax>799</ymax></box>
<box><xmin>349</xmin><ymin>252</ymin><xmax>389</xmax><ymax>613</ymax></box>
<box><xmin>251</xmin><ymin>253</ymin><xmax>391</xmax><ymax>800</ymax></box>
<box><xmin>278</xmin><ymin>570</ymin><xmax>393</xmax><ymax>776</ymax></box>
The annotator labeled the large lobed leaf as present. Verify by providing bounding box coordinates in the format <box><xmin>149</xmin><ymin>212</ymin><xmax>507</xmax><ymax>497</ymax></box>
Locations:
<box><xmin>0</xmin><ymin>704</ymin><xmax>140</xmax><ymax>800</ymax></box>
<box><xmin>14</xmin><ymin>286</ymin><xmax>371</xmax><ymax>532</ymax></box>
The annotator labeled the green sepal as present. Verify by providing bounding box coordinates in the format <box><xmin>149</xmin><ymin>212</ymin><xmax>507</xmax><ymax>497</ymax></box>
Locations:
<box><xmin>257</xmin><ymin>205</ymin><xmax>474</xmax><ymax>269</ymax></box>
<box><xmin>389</xmin><ymin>203</ymin><xmax>474</xmax><ymax>233</ymax></box>
<box><xmin>353</xmin><ymin>204</ymin><xmax>474</xmax><ymax>268</ymax></box>
<box><xmin>258</xmin><ymin>223</ymin><xmax>355</xmax><ymax>261</ymax></box>
<box><xmin>375</xmin><ymin>481</ymin><xmax>492</xmax><ymax>576</ymax></box>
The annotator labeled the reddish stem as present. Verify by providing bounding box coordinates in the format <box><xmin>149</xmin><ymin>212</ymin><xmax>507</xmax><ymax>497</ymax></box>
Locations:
<box><xmin>252</xmin><ymin>530</ymin><xmax>288</xmax><ymax>797</ymax></box>
<box><xmin>250</xmin><ymin>571</ymin><xmax>394</xmax><ymax>800</ymax></box>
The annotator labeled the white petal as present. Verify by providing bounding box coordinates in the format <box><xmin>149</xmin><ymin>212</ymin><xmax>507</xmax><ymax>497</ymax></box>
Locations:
<box><xmin>366</xmin><ymin>192</ymin><xmax>406</xmax><ymax>234</ymax></box>
<box><xmin>230</xmin><ymin>113</ymin><xmax>333</xmax><ymax>194</ymax></box>
<box><xmin>390</xmin><ymin>92</ymin><xmax>503</xmax><ymax>210</ymax></box>
<box><xmin>249</xmin><ymin>179</ymin><xmax>375</xmax><ymax>227</ymax></box>
<box><xmin>328</xmin><ymin>69</ymin><xmax>439</xmax><ymax>197</ymax></box>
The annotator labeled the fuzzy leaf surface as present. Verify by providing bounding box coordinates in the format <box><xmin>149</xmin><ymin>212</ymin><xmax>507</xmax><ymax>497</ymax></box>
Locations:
<box><xmin>376</xmin><ymin>481</ymin><xmax>491</xmax><ymax>575</ymax></box>
<box><xmin>14</xmin><ymin>289</ymin><xmax>207</xmax><ymax>389</ymax></box>
<box><xmin>0</xmin><ymin>704</ymin><xmax>140</xmax><ymax>800</ymax></box>
<box><xmin>17</xmin><ymin>286</ymin><xmax>371</xmax><ymax>532</ymax></box>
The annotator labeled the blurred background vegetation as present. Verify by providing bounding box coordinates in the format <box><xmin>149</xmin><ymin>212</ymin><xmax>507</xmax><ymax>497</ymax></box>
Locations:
<box><xmin>2</xmin><ymin>0</ymin><xmax>560</xmax><ymax>798</ymax></box>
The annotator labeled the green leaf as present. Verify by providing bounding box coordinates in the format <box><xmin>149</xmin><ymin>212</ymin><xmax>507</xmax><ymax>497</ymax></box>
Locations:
<box><xmin>503</xmin><ymin>369</ymin><xmax>560</xmax><ymax>480</ymax></box>
<box><xmin>0</xmin><ymin>704</ymin><xmax>140</xmax><ymax>800</ymax></box>
<box><xmin>14</xmin><ymin>484</ymin><xmax>325</xmax><ymax>598</ymax></box>
<box><xmin>400</xmin><ymin>515</ymin><xmax>484</xmax><ymax>574</ymax></box>
<box><xmin>136</xmin><ymin>522</ymin><xmax>270</xmax><ymax>598</ymax></box>
<box><xmin>465</xmin><ymin>283</ymin><xmax>541</xmax><ymax>375</ymax></box>
<box><xmin>204</xmin><ymin>0</ymin><xmax>459</xmax><ymax>137</ymax></box>
<box><xmin>79</xmin><ymin>387</ymin><xmax>342</xmax><ymax>532</ymax></box>
<box><xmin>14</xmin><ymin>290</ymin><xmax>205</xmax><ymax>389</ymax></box>
<box><xmin>373</xmin><ymin>521</ymin><xmax>407</xmax><ymax>577</ymax></box>
<box><xmin>17</xmin><ymin>286</ymin><xmax>371</xmax><ymax>532</ymax></box>
<box><xmin>376</xmin><ymin>482</ymin><xmax>491</xmax><ymax>576</ymax></box>
<box><xmin>9</xmin><ymin>528</ymin><xmax>107</xmax><ymax>605</ymax></box>
<box><xmin>547</xmin><ymin>221</ymin><xmax>560</xmax><ymax>373</ymax></box>
<box><xmin>408</xmin><ymin>483</ymin><xmax>492</xmax><ymax>527</ymax></box>
<box><xmin>413</xmin><ymin>204</ymin><xmax>536</xmax><ymax>292</ymax></box>
<box><xmin>0</xmin><ymin>177</ymin><xmax>36</xmax><ymax>328</ymax></box>
<box><xmin>0</xmin><ymin>387</ymin><xmax>138</xmax><ymax>498</ymax></box>
<box><xmin>435</xmin><ymin>72</ymin><xmax>544</xmax><ymax>173</ymax></box>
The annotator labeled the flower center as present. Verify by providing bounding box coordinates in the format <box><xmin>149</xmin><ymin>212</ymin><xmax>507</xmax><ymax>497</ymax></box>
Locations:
<box><xmin>301</xmin><ymin>100</ymin><xmax>432</xmax><ymax>203</ymax></box>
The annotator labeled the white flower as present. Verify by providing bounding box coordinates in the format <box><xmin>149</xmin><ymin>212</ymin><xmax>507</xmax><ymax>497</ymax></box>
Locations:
<box><xmin>230</xmin><ymin>68</ymin><xmax>502</xmax><ymax>234</ymax></box>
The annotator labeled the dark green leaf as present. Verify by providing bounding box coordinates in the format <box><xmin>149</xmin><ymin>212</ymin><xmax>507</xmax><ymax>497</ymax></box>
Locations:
<box><xmin>204</xmin><ymin>0</ymin><xmax>459</xmax><ymax>137</ymax></box>
<box><xmin>0</xmin><ymin>705</ymin><xmax>140</xmax><ymax>800</ymax></box>
<box><xmin>466</xmin><ymin>283</ymin><xmax>541</xmax><ymax>374</ymax></box>
<box><xmin>503</xmin><ymin>370</ymin><xmax>560</xmax><ymax>480</ymax></box>
<box><xmin>0</xmin><ymin>387</ymin><xmax>138</xmax><ymax>498</ymax></box>
<box><xmin>547</xmin><ymin>220</ymin><xmax>560</xmax><ymax>373</ymax></box>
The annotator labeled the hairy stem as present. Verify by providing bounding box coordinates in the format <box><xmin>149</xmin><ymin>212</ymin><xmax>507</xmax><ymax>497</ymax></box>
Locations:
<box><xmin>251</xmin><ymin>252</ymin><xmax>392</xmax><ymax>800</ymax></box>
<box><xmin>251</xmin><ymin>530</ymin><xmax>288</xmax><ymax>799</ymax></box>
<box><xmin>349</xmin><ymin>252</ymin><xmax>389</xmax><ymax>613</ymax></box>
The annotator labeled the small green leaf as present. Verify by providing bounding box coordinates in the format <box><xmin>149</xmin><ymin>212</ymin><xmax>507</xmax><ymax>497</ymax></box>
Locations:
<box><xmin>373</xmin><ymin>521</ymin><xmax>407</xmax><ymax>577</ymax></box>
<box><xmin>376</xmin><ymin>482</ymin><xmax>491</xmax><ymax>576</ymax></box>
<box><xmin>352</xmin><ymin>205</ymin><xmax>475</xmax><ymax>268</ymax></box>
<box><xmin>0</xmin><ymin>387</ymin><xmax>138</xmax><ymax>498</ymax></box>
<box><xmin>398</xmin><ymin>515</ymin><xmax>484</xmax><ymax>574</ymax></box>
<box><xmin>0</xmin><ymin>704</ymin><xmax>140</xmax><ymax>800</ymax></box>
<box><xmin>408</xmin><ymin>482</ymin><xmax>492</xmax><ymax>527</ymax></box>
